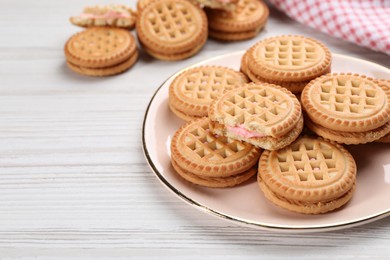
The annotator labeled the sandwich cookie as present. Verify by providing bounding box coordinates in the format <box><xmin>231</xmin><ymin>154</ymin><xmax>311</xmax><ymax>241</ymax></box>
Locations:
<box><xmin>258</xmin><ymin>136</ymin><xmax>357</xmax><ymax>214</ymax></box>
<box><xmin>208</xmin><ymin>82</ymin><xmax>303</xmax><ymax>150</ymax></box>
<box><xmin>169</xmin><ymin>66</ymin><xmax>249</xmax><ymax>121</ymax></box>
<box><xmin>301</xmin><ymin>73</ymin><xmax>390</xmax><ymax>144</ymax></box>
<box><xmin>240</xmin><ymin>50</ymin><xmax>310</xmax><ymax>93</ymax></box>
<box><xmin>171</xmin><ymin>118</ymin><xmax>261</xmax><ymax>188</ymax></box>
<box><xmin>70</xmin><ymin>4</ymin><xmax>137</xmax><ymax>29</ymax></box>
<box><xmin>243</xmin><ymin>35</ymin><xmax>331</xmax><ymax>93</ymax></box>
<box><xmin>136</xmin><ymin>0</ymin><xmax>208</xmax><ymax>60</ymax></box>
<box><xmin>65</xmin><ymin>27</ymin><xmax>138</xmax><ymax>76</ymax></box>
<box><xmin>206</xmin><ymin>0</ymin><xmax>269</xmax><ymax>41</ymax></box>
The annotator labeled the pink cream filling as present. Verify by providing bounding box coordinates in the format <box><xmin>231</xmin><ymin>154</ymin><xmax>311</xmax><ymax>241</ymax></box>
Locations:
<box><xmin>227</xmin><ymin>124</ymin><xmax>265</xmax><ymax>138</ymax></box>
<box><xmin>79</xmin><ymin>11</ymin><xmax>130</xmax><ymax>19</ymax></box>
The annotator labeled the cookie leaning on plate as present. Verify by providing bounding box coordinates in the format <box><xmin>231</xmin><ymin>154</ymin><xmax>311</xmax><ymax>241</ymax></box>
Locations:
<box><xmin>171</xmin><ymin>118</ymin><xmax>261</xmax><ymax>188</ymax></box>
<box><xmin>169</xmin><ymin>66</ymin><xmax>249</xmax><ymax>121</ymax></box>
<box><xmin>136</xmin><ymin>0</ymin><xmax>208</xmax><ymax>60</ymax></box>
<box><xmin>243</xmin><ymin>35</ymin><xmax>331</xmax><ymax>93</ymax></box>
<box><xmin>206</xmin><ymin>0</ymin><xmax>269</xmax><ymax>41</ymax></box>
<box><xmin>301</xmin><ymin>73</ymin><xmax>390</xmax><ymax>144</ymax></box>
<box><xmin>208</xmin><ymin>82</ymin><xmax>303</xmax><ymax>150</ymax></box>
<box><xmin>258</xmin><ymin>136</ymin><xmax>357</xmax><ymax>214</ymax></box>
<box><xmin>64</xmin><ymin>27</ymin><xmax>138</xmax><ymax>76</ymax></box>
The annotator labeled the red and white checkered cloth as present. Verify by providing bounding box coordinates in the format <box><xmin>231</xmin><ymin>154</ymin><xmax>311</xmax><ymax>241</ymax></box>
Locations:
<box><xmin>268</xmin><ymin>0</ymin><xmax>390</xmax><ymax>55</ymax></box>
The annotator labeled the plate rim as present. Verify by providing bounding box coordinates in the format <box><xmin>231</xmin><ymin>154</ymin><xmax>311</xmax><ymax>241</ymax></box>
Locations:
<box><xmin>141</xmin><ymin>51</ymin><xmax>390</xmax><ymax>232</ymax></box>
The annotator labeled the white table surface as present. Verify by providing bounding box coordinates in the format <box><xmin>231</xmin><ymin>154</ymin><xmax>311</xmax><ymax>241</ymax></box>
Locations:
<box><xmin>0</xmin><ymin>0</ymin><xmax>389</xmax><ymax>259</ymax></box>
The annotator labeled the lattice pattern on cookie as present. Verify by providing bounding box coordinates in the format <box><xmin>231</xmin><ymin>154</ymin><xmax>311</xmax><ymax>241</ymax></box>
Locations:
<box><xmin>182</xmin><ymin>69</ymin><xmax>244</xmax><ymax>100</ymax></box>
<box><xmin>71</xmin><ymin>29</ymin><xmax>128</xmax><ymax>55</ymax></box>
<box><xmin>232</xmin><ymin>0</ymin><xmax>259</xmax><ymax>18</ymax></box>
<box><xmin>261</xmin><ymin>38</ymin><xmax>320</xmax><ymax>68</ymax></box>
<box><xmin>184</xmin><ymin>121</ymin><xmax>248</xmax><ymax>160</ymax></box>
<box><xmin>146</xmin><ymin>1</ymin><xmax>197</xmax><ymax>41</ymax></box>
<box><xmin>222</xmin><ymin>88</ymin><xmax>290</xmax><ymax>125</ymax></box>
<box><xmin>275</xmin><ymin>140</ymin><xmax>342</xmax><ymax>183</ymax></box>
<box><xmin>317</xmin><ymin>77</ymin><xmax>380</xmax><ymax>115</ymax></box>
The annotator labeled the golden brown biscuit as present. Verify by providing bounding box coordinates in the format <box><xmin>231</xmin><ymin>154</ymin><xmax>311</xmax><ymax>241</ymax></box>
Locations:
<box><xmin>206</xmin><ymin>0</ymin><xmax>269</xmax><ymax>41</ymax></box>
<box><xmin>172</xmin><ymin>159</ymin><xmax>257</xmax><ymax>188</ymax></box>
<box><xmin>258</xmin><ymin>136</ymin><xmax>356</xmax><ymax>214</ymax></box>
<box><xmin>208</xmin><ymin>82</ymin><xmax>302</xmax><ymax>150</ymax></box>
<box><xmin>241</xmin><ymin>50</ymin><xmax>314</xmax><ymax>93</ymax></box>
<box><xmin>247</xmin><ymin>35</ymin><xmax>332</xmax><ymax>83</ymax></box>
<box><xmin>65</xmin><ymin>27</ymin><xmax>137</xmax><ymax>68</ymax></box>
<box><xmin>301</xmin><ymin>73</ymin><xmax>390</xmax><ymax>133</ymax></box>
<box><xmin>304</xmin><ymin>114</ymin><xmax>390</xmax><ymax>144</ymax></box>
<box><xmin>171</xmin><ymin>118</ymin><xmax>261</xmax><ymax>178</ymax></box>
<box><xmin>136</xmin><ymin>0</ymin><xmax>208</xmax><ymax>60</ymax></box>
<box><xmin>169</xmin><ymin>66</ymin><xmax>248</xmax><ymax>120</ymax></box>
<box><xmin>64</xmin><ymin>27</ymin><xmax>138</xmax><ymax>76</ymax></box>
<box><xmin>66</xmin><ymin>51</ymin><xmax>138</xmax><ymax>77</ymax></box>
<box><xmin>208</xmin><ymin>28</ymin><xmax>261</xmax><ymax>42</ymax></box>
<box><xmin>140</xmin><ymin>35</ymin><xmax>207</xmax><ymax>61</ymax></box>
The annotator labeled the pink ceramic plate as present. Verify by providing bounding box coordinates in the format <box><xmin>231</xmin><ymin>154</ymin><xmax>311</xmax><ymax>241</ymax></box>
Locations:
<box><xmin>142</xmin><ymin>52</ymin><xmax>390</xmax><ymax>232</ymax></box>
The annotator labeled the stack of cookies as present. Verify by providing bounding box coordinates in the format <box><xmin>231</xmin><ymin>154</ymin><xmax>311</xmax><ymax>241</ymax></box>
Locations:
<box><xmin>64</xmin><ymin>27</ymin><xmax>138</xmax><ymax>77</ymax></box>
<box><xmin>65</xmin><ymin>0</ymin><xmax>272</xmax><ymax>74</ymax></box>
<box><xmin>206</xmin><ymin>0</ymin><xmax>269</xmax><ymax>41</ymax></box>
<box><xmin>241</xmin><ymin>35</ymin><xmax>332</xmax><ymax>93</ymax></box>
<box><xmin>136</xmin><ymin>0</ymin><xmax>208</xmax><ymax>60</ymax></box>
<box><xmin>301</xmin><ymin>73</ymin><xmax>390</xmax><ymax>144</ymax></box>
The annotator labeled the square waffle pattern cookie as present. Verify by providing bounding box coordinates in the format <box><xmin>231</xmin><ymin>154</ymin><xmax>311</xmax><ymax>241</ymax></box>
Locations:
<box><xmin>64</xmin><ymin>27</ymin><xmax>138</xmax><ymax>77</ymax></box>
<box><xmin>206</xmin><ymin>0</ymin><xmax>269</xmax><ymax>41</ymax></box>
<box><xmin>70</xmin><ymin>4</ymin><xmax>137</xmax><ymax>29</ymax></box>
<box><xmin>301</xmin><ymin>73</ymin><xmax>390</xmax><ymax>144</ymax></box>
<box><xmin>169</xmin><ymin>66</ymin><xmax>248</xmax><ymax>121</ymax></box>
<box><xmin>136</xmin><ymin>0</ymin><xmax>208</xmax><ymax>60</ymax></box>
<box><xmin>209</xmin><ymin>82</ymin><xmax>303</xmax><ymax>150</ymax></box>
<box><xmin>171</xmin><ymin>118</ymin><xmax>261</xmax><ymax>188</ymax></box>
<box><xmin>258</xmin><ymin>136</ymin><xmax>357</xmax><ymax>214</ymax></box>
<box><xmin>241</xmin><ymin>35</ymin><xmax>331</xmax><ymax>93</ymax></box>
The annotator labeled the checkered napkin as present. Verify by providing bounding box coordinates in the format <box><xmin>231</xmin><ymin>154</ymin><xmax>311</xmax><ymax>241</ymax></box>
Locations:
<box><xmin>268</xmin><ymin>0</ymin><xmax>390</xmax><ymax>55</ymax></box>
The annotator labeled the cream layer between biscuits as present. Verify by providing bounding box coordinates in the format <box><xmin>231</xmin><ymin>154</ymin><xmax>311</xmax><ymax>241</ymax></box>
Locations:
<box><xmin>226</xmin><ymin>124</ymin><xmax>265</xmax><ymax>138</ymax></box>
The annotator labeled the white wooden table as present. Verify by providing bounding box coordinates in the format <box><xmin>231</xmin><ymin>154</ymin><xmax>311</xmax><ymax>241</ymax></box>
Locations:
<box><xmin>0</xmin><ymin>0</ymin><xmax>389</xmax><ymax>258</ymax></box>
